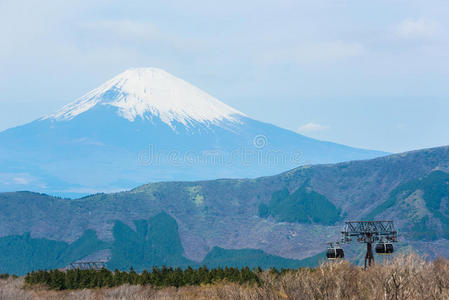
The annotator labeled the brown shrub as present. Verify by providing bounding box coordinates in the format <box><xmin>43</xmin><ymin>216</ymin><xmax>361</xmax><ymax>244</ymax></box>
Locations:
<box><xmin>3</xmin><ymin>254</ymin><xmax>449</xmax><ymax>300</ymax></box>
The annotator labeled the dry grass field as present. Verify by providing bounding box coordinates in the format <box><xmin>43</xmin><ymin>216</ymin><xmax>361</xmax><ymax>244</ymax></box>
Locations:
<box><xmin>1</xmin><ymin>254</ymin><xmax>449</xmax><ymax>300</ymax></box>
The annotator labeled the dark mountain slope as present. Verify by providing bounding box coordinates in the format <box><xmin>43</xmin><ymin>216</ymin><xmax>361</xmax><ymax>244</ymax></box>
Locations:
<box><xmin>0</xmin><ymin>212</ymin><xmax>316</xmax><ymax>275</ymax></box>
<box><xmin>0</xmin><ymin>146</ymin><xmax>448</xmax><ymax>269</ymax></box>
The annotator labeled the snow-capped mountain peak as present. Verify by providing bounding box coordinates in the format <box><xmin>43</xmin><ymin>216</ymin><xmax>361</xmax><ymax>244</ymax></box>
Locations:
<box><xmin>43</xmin><ymin>67</ymin><xmax>246</xmax><ymax>127</ymax></box>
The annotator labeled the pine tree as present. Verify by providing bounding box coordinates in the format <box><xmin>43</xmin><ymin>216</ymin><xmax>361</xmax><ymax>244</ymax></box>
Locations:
<box><xmin>151</xmin><ymin>266</ymin><xmax>162</xmax><ymax>286</ymax></box>
<box><xmin>139</xmin><ymin>270</ymin><xmax>151</xmax><ymax>286</ymax></box>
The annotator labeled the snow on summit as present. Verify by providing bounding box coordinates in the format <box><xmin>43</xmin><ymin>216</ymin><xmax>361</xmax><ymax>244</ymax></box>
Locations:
<box><xmin>43</xmin><ymin>68</ymin><xmax>246</xmax><ymax>127</ymax></box>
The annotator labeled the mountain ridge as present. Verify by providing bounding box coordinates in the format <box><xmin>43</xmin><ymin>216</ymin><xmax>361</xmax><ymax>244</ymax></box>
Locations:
<box><xmin>0</xmin><ymin>144</ymin><xmax>447</xmax><ymax>270</ymax></box>
<box><xmin>0</xmin><ymin>67</ymin><xmax>386</xmax><ymax>196</ymax></box>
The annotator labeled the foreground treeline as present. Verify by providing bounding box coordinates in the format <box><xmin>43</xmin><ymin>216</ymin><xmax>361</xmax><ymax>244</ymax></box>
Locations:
<box><xmin>8</xmin><ymin>254</ymin><xmax>449</xmax><ymax>299</ymax></box>
<box><xmin>25</xmin><ymin>265</ymin><xmax>260</xmax><ymax>290</ymax></box>
<box><xmin>0</xmin><ymin>273</ymin><xmax>17</xmax><ymax>279</ymax></box>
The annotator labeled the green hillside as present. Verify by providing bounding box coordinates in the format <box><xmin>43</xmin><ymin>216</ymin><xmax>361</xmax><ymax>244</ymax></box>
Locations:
<box><xmin>0</xmin><ymin>212</ymin><xmax>318</xmax><ymax>275</ymax></box>
<box><xmin>259</xmin><ymin>185</ymin><xmax>341</xmax><ymax>225</ymax></box>
<box><xmin>108</xmin><ymin>212</ymin><xmax>193</xmax><ymax>271</ymax></box>
<box><xmin>368</xmin><ymin>170</ymin><xmax>449</xmax><ymax>240</ymax></box>
<box><xmin>0</xmin><ymin>230</ymin><xmax>108</xmax><ymax>275</ymax></box>
<box><xmin>202</xmin><ymin>247</ymin><xmax>324</xmax><ymax>269</ymax></box>
<box><xmin>1</xmin><ymin>146</ymin><xmax>449</xmax><ymax>275</ymax></box>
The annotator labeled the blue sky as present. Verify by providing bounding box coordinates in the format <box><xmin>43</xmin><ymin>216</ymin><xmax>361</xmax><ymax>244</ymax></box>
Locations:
<box><xmin>1</xmin><ymin>0</ymin><xmax>448</xmax><ymax>153</ymax></box>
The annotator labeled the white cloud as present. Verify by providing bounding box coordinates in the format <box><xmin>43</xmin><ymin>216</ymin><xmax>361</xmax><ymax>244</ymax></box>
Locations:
<box><xmin>395</xmin><ymin>18</ymin><xmax>439</xmax><ymax>39</ymax></box>
<box><xmin>13</xmin><ymin>177</ymin><xmax>30</xmax><ymax>185</ymax></box>
<box><xmin>260</xmin><ymin>41</ymin><xmax>366</xmax><ymax>65</ymax></box>
<box><xmin>79</xmin><ymin>20</ymin><xmax>161</xmax><ymax>40</ymax></box>
<box><xmin>303</xmin><ymin>41</ymin><xmax>365</xmax><ymax>60</ymax></box>
<box><xmin>0</xmin><ymin>173</ymin><xmax>40</xmax><ymax>186</ymax></box>
<box><xmin>297</xmin><ymin>122</ymin><xmax>329</xmax><ymax>133</ymax></box>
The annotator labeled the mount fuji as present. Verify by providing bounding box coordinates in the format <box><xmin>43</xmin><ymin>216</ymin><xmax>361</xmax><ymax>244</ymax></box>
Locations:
<box><xmin>0</xmin><ymin>68</ymin><xmax>386</xmax><ymax>196</ymax></box>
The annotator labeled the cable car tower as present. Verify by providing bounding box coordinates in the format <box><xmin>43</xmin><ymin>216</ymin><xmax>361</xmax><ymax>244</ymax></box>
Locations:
<box><xmin>327</xmin><ymin>220</ymin><xmax>398</xmax><ymax>268</ymax></box>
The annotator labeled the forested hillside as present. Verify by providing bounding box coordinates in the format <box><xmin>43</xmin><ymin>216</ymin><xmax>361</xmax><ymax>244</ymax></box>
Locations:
<box><xmin>0</xmin><ymin>146</ymin><xmax>448</xmax><ymax>274</ymax></box>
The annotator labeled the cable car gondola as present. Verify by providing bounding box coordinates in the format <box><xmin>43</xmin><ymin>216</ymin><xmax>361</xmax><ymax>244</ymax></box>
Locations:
<box><xmin>375</xmin><ymin>242</ymin><xmax>394</xmax><ymax>254</ymax></box>
<box><xmin>326</xmin><ymin>245</ymin><xmax>344</xmax><ymax>260</ymax></box>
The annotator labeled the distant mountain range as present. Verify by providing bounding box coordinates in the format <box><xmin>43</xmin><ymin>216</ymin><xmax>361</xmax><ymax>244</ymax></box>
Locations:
<box><xmin>0</xmin><ymin>67</ymin><xmax>385</xmax><ymax>197</ymax></box>
<box><xmin>1</xmin><ymin>145</ymin><xmax>448</xmax><ymax>275</ymax></box>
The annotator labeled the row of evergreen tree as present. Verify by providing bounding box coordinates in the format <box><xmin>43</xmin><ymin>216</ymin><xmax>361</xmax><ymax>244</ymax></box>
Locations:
<box><xmin>25</xmin><ymin>266</ymin><xmax>261</xmax><ymax>290</ymax></box>
<box><xmin>0</xmin><ymin>273</ymin><xmax>17</xmax><ymax>279</ymax></box>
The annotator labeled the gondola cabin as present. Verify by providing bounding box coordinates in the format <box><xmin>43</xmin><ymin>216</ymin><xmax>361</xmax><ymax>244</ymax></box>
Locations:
<box><xmin>375</xmin><ymin>242</ymin><xmax>394</xmax><ymax>254</ymax></box>
<box><xmin>326</xmin><ymin>246</ymin><xmax>344</xmax><ymax>259</ymax></box>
